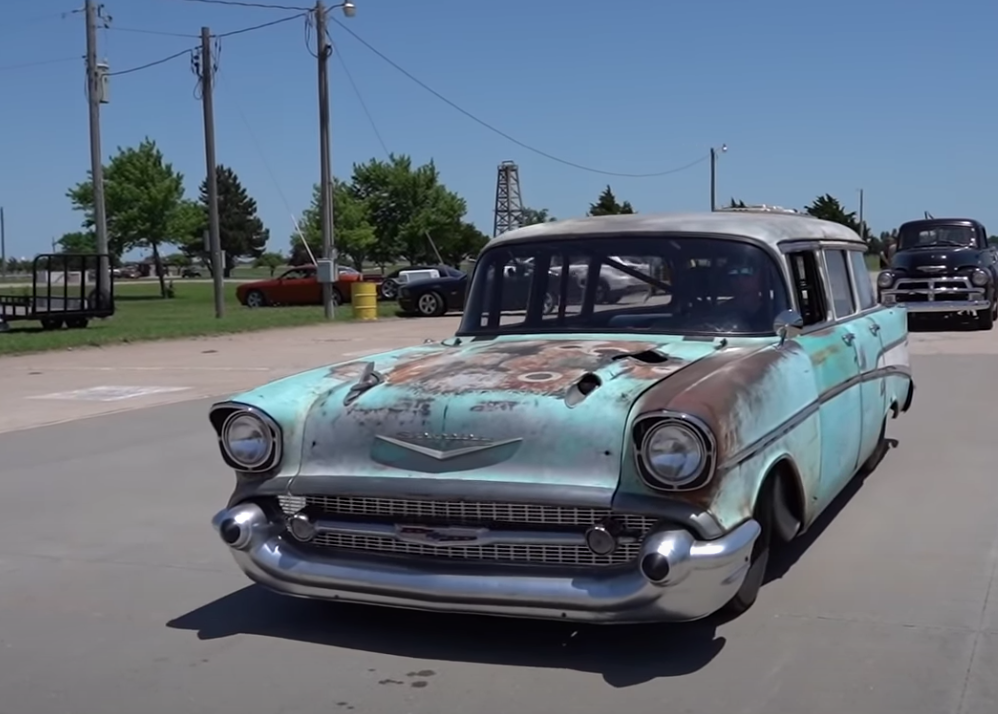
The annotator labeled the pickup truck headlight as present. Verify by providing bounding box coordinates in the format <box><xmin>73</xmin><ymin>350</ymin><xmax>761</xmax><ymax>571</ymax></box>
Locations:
<box><xmin>635</xmin><ymin>415</ymin><xmax>716</xmax><ymax>490</ymax></box>
<box><xmin>971</xmin><ymin>268</ymin><xmax>989</xmax><ymax>287</ymax></box>
<box><xmin>215</xmin><ymin>407</ymin><xmax>282</xmax><ymax>472</ymax></box>
<box><xmin>876</xmin><ymin>271</ymin><xmax>895</xmax><ymax>289</ymax></box>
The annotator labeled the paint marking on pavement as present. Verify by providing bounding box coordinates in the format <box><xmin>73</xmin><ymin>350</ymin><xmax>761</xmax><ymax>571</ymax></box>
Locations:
<box><xmin>28</xmin><ymin>386</ymin><xmax>192</xmax><ymax>402</ymax></box>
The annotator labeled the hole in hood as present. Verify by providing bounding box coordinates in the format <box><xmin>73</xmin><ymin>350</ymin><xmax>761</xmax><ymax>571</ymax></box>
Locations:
<box><xmin>611</xmin><ymin>349</ymin><xmax>670</xmax><ymax>364</ymax></box>
<box><xmin>564</xmin><ymin>372</ymin><xmax>602</xmax><ymax>408</ymax></box>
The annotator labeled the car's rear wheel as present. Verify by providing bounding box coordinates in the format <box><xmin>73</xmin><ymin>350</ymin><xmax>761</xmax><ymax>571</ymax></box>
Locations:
<box><xmin>245</xmin><ymin>290</ymin><xmax>267</xmax><ymax>308</ymax></box>
<box><xmin>332</xmin><ymin>288</ymin><xmax>344</xmax><ymax>307</ymax></box>
<box><xmin>416</xmin><ymin>291</ymin><xmax>446</xmax><ymax>317</ymax></box>
<box><xmin>722</xmin><ymin>476</ymin><xmax>775</xmax><ymax>616</ymax></box>
<box><xmin>379</xmin><ymin>279</ymin><xmax>399</xmax><ymax>300</ymax></box>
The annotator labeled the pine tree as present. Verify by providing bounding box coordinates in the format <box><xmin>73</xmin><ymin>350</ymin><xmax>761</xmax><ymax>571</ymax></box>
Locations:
<box><xmin>587</xmin><ymin>185</ymin><xmax>635</xmax><ymax>216</ymax></box>
<box><xmin>199</xmin><ymin>165</ymin><xmax>269</xmax><ymax>277</ymax></box>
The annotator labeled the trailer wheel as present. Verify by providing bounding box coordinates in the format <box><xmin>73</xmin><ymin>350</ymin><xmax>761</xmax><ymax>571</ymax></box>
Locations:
<box><xmin>40</xmin><ymin>317</ymin><xmax>63</xmax><ymax>331</ymax></box>
<box><xmin>66</xmin><ymin>317</ymin><xmax>90</xmax><ymax>329</ymax></box>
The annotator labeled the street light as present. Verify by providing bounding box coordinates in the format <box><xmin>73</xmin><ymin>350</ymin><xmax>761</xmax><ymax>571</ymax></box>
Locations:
<box><xmin>710</xmin><ymin>143</ymin><xmax>727</xmax><ymax>211</ymax></box>
<box><xmin>342</xmin><ymin>1</ymin><xmax>356</xmax><ymax>17</ymax></box>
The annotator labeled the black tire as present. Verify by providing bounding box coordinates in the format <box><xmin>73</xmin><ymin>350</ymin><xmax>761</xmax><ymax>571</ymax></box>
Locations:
<box><xmin>595</xmin><ymin>279</ymin><xmax>611</xmax><ymax>304</ymax></box>
<box><xmin>379</xmin><ymin>279</ymin><xmax>399</xmax><ymax>300</ymax></box>
<box><xmin>978</xmin><ymin>303</ymin><xmax>995</xmax><ymax>331</ymax></box>
<box><xmin>332</xmin><ymin>288</ymin><xmax>344</xmax><ymax>307</ymax></box>
<box><xmin>859</xmin><ymin>416</ymin><xmax>888</xmax><ymax>475</ymax></box>
<box><xmin>723</xmin><ymin>477</ymin><xmax>775</xmax><ymax>616</ymax></box>
<box><xmin>245</xmin><ymin>289</ymin><xmax>267</xmax><ymax>309</ymax></box>
<box><xmin>65</xmin><ymin>317</ymin><xmax>89</xmax><ymax>329</ymax></box>
<box><xmin>415</xmin><ymin>291</ymin><xmax>446</xmax><ymax>317</ymax></box>
<box><xmin>40</xmin><ymin>317</ymin><xmax>63</xmax><ymax>331</ymax></box>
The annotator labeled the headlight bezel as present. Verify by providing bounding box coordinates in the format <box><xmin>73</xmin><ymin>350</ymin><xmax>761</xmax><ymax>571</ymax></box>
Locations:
<box><xmin>971</xmin><ymin>268</ymin><xmax>990</xmax><ymax>287</ymax></box>
<box><xmin>209</xmin><ymin>403</ymin><xmax>282</xmax><ymax>473</ymax></box>
<box><xmin>876</xmin><ymin>270</ymin><xmax>895</xmax><ymax>289</ymax></box>
<box><xmin>632</xmin><ymin>412</ymin><xmax>717</xmax><ymax>492</ymax></box>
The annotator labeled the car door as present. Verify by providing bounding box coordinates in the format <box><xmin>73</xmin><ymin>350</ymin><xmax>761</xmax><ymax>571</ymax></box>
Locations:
<box><xmin>787</xmin><ymin>247</ymin><xmax>863</xmax><ymax>511</ymax></box>
<box><xmin>843</xmin><ymin>249</ymin><xmax>887</xmax><ymax>466</ymax></box>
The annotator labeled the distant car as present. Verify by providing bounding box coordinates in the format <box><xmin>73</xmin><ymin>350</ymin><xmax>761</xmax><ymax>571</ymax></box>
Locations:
<box><xmin>236</xmin><ymin>265</ymin><xmax>381</xmax><ymax>308</ymax></box>
<box><xmin>878</xmin><ymin>217</ymin><xmax>998</xmax><ymax>330</ymax></box>
<box><xmin>181</xmin><ymin>266</ymin><xmax>202</xmax><ymax>278</ymax></box>
<box><xmin>395</xmin><ymin>267</ymin><xmax>468</xmax><ymax>316</ymax></box>
<box><xmin>378</xmin><ymin>265</ymin><xmax>459</xmax><ymax>300</ymax></box>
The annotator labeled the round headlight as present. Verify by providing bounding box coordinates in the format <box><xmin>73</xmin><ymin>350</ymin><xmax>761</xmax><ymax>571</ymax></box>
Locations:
<box><xmin>876</xmin><ymin>271</ymin><xmax>895</xmax><ymax>289</ymax></box>
<box><xmin>640</xmin><ymin>422</ymin><xmax>707</xmax><ymax>488</ymax></box>
<box><xmin>971</xmin><ymin>268</ymin><xmax>989</xmax><ymax>287</ymax></box>
<box><xmin>223</xmin><ymin>412</ymin><xmax>273</xmax><ymax>469</ymax></box>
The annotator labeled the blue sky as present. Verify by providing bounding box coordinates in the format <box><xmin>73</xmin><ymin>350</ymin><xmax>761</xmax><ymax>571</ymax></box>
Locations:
<box><xmin>1</xmin><ymin>0</ymin><xmax>995</xmax><ymax>261</ymax></box>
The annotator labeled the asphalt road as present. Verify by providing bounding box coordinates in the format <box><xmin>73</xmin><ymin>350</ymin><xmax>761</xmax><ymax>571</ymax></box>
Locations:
<box><xmin>0</xmin><ymin>330</ymin><xmax>996</xmax><ymax>713</ymax></box>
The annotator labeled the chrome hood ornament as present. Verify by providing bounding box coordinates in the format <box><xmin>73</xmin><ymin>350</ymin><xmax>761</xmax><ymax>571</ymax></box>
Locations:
<box><xmin>374</xmin><ymin>432</ymin><xmax>523</xmax><ymax>461</ymax></box>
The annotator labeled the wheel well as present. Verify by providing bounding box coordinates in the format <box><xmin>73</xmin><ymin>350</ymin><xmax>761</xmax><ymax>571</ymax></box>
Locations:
<box><xmin>889</xmin><ymin>399</ymin><xmax>899</xmax><ymax>419</ymax></box>
<box><xmin>762</xmin><ymin>458</ymin><xmax>806</xmax><ymax>541</ymax></box>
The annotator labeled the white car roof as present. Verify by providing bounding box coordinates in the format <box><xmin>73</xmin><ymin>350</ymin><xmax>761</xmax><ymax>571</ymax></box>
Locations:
<box><xmin>490</xmin><ymin>211</ymin><xmax>864</xmax><ymax>249</ymax></box>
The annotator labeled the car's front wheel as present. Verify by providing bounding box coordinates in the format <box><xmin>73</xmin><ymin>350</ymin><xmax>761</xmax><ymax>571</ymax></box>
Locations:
<box><xmin>723</xmin><ymin>477</ymin><xmax>775</xmax><ymax>616</ymax></box>
<box><xmin>978</xmin><ymin>302</ymin><xmax>994</xmax><ymax>330</ymax></box>
<box><xmin>244</xmin><ymin>290</ymin><xmax>267</xmax><ymax>308</ymax></box>
<box><xmin>416</xmin><ymin>291</ymin><xmax>446</xmax><ymax>317</ymax></box>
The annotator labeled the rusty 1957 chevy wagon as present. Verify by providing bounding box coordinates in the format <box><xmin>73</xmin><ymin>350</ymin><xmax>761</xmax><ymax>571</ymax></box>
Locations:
<box><xmin>209</xmin><ymin>208</ymin><xmax>914</xmax><ymax>623</ymax></box>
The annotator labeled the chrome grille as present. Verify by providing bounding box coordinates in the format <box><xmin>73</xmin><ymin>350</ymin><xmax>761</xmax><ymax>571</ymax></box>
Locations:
<box><xmin>277</xmin><ymin>494</ymin><xmax>659</xmax><ymax>567</ymax></box>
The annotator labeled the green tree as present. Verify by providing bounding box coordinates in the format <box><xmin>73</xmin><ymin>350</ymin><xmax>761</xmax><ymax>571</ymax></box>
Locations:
<box><xmin>254</xmin><ymin>251</ymin><xmax>286</xmax><ymax>277</ymax></box>
<box><xmin>350</xmin><ymin>154</ymin><xmax>467</xmax><ymax>265</ymax></box>
<box><xmin>67</xmin><ymin>138</ymin><xmax>191</xmax><ymax>297</ymax></box>
<box><xmin>989</xmin><ymin>235</ymin><xmax>998</xmax><ymax>246</ymax></box>
<box><xmin>197</xmin><ymin>165</ymin><xmax>269</xmax><ymax>277</ymax></box>
<box><xmin>57</xmin><ymin>231</ymin><xmax>97</xmax><ymax>254</ymax></box>
<box><xmin>587</xmin><ymin>185</ymin><xmax>634</xmax><ymax>216</ymax></box>
<box><xmin>521</xmin><ymin>207</ymin><xmax>556</xmax><ymax>225</ymax></box>
<box><xmin>804</xmin><ymin>194</ymin><xmax>857</xmax><ymax>230</ymax></box>
<box><xmin>430</xmin><ymin>221</ymin><xmax>489</xmax><ymax>267</ymax></box>
<box><xmin>291</xmin><ymin>179</ymin><xmax>378</xmax><ymax>269</ymax></box>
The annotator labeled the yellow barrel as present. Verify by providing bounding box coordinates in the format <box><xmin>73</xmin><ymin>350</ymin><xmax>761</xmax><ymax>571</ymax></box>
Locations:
<box><xmin>351</xmin><ymin>280</ymin><xmax>378</xmax><ymax>320</ymax></box>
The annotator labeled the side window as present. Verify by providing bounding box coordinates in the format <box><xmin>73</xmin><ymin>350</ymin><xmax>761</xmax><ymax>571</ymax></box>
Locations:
<box><xmin>787</xmin><ymin>250</ymin><xmax>828</xmax><ymax>326</ymax></box>
<box><xmin>824</xmin><ymin>250</ymin><xmax>856</xmax><ymax>318</ymax></box>
<box><xmin>848</xmin><ymin>251</ymin><xmax>876</xmax><ymax>310</ymax></box>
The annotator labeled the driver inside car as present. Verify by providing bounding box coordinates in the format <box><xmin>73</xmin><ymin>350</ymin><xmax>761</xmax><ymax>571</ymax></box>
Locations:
<box><xmin>689</xmin><ymin>261</ymin><xmax>776</xmax><ymax>333</ymax></box>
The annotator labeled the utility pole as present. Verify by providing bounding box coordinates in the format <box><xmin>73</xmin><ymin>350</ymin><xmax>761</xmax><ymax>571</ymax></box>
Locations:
<box><xmin>85</xmin><ymin>0</ymin><xmax>111</xmax><ymax>301</ymax></box>
<box><xmin>0</xmin><ymin>207</ymin><xmax>6</xmax><ymax>281</ymax></box>
<box><xmin>197</xmin><ymin>27</ymin><xmax>225</xmax><ymax>318</ymax></box>
<box><xmin>709</xmin><ymin>144</ymin><xmax>727</xmax><ymax>211</ymax></box>
<box><xmin>315</xmin><ymin>1</ymin><xmax>336</xmax><ymax>319</ymax></box>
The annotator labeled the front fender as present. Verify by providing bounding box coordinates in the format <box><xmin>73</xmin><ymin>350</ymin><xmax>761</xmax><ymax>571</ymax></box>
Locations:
<box><xmin>621</xmin><ymin>341</ymin><xmax>821</xmax><ymax>532</ymax></box>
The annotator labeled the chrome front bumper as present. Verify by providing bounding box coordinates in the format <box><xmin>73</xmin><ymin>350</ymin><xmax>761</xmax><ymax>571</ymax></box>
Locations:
<box><xmin>211</xmin><ymin>503</ymin><xmax>760</xmax><ymax>623</ymax></box>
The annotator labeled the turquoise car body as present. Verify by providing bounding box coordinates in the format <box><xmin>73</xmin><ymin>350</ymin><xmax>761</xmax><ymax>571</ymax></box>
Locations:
<box><xmin>209</xmin><ymin>212</ymin><xmax>915</xmax><ymax>623</ymax></box>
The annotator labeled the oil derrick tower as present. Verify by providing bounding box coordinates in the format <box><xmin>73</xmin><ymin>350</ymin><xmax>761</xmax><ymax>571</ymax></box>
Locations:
<box><xmin>493</xmin><ymin>161</ymin><xmax>524</xmax><ymax>238</ymax></box>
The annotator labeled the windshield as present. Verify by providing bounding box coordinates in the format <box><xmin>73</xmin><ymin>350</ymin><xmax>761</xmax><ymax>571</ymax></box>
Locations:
<box><xmin>458</xmin><ymin>235</ymin><xmax>790</xmax><ymax>337</ymax></box>
<box><xmin>898</xmin><ymin>224</ymin><xmax>977</xmax><ymax>249</ymax></box>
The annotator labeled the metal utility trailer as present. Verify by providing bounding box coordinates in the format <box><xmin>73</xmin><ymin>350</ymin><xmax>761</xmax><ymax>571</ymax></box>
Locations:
<box><xmin>0</xmin><ymin>253</ymin><xmax>115</xmax><ymax>331</ymax></box>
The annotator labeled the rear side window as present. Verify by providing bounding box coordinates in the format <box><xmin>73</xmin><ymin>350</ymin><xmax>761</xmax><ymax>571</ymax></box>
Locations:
<box><xmin>824</xmin><ymin>250</ymin><xmax>855</xmax><ymax>318</ymax></box>
<box><xmin>787</xmin><ymin>250</ymin><xmax>828</xmax><ymax>326</ymax></box>
<box><xmin>848</xmin><ymin>251</ymin><xmax>876</xmax><ymax>310</ymax></box>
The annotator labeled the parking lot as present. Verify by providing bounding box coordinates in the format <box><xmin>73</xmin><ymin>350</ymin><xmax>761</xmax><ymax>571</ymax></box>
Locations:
<box><xmin>0</xmin><ymin>319</ymin><xmax>995</xmax><ymax>714</ymax></box>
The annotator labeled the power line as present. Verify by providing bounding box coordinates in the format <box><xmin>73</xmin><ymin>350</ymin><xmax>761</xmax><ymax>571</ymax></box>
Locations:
<box><xmin>331</xmin><ymin>41</ymin><xmax>390</xmax><ymax>158</ymax></box>
<box><xmin>108</xmin><ymin>47</ymin><xmax>194</xmax><ymax>76</ymax></box>
<box><xmin>329</xmin><ymin>20</ymin><xmax>710</xmax><ymax>179</ymax></box>
<box><xmin>0</xmin><ymin>56</ymin><xmax>80</xmax><ymax>72</ymax></box>
<box><xmin>107</xmin><ymin>13</ymin><xmax>306</xmax><ymax>77</ymax></box>
<box><xmin>109</xmin><ymin>26</ymin><xmax>200</xmax><ymax>38</ymax></box>
<box><xmin>215</xmin><ymin>12</ymin><xmax>306</xmax><ymax>38</ymax></box>
<box><xmin>179</xmin><ymin>0</ymin><xmax>311</xmax><ymax>10</ymax></box>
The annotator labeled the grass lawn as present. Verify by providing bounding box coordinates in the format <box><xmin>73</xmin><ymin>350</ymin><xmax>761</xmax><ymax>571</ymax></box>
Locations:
<box><xmin>0</xmin><ymin>282</ymin><xmax>398</xmax><ymax>356</ymax></box>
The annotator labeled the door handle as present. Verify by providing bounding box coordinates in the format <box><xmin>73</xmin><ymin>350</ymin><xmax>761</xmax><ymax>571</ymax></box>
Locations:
<box><xmin>869</xmin><ymin>323</ymin><xmax>881</xmax><ymax>335</ymax></box>
<box><xmin>842</xmin><ymin>332</ymin><xmax>855</xmax><ymax>346</ymax></box>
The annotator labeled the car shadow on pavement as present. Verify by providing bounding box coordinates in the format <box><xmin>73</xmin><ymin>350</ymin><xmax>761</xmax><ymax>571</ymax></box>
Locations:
<box><xmin>168</xmin><ymin>587</ymin><xmax>728</xmax><ymax>686</ymax></box>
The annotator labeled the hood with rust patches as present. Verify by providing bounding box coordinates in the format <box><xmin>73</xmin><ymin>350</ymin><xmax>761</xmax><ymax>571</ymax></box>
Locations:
<box><xmin>289</xmin><ymin>335</ymin><xmax>736</xmax><ymax>492</ymax></box>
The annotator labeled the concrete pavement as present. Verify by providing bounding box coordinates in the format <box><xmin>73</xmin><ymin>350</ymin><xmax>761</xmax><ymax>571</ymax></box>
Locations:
<box><xmin>0</xmin><ymin>316</ymin><xmax>462</xmax><ymax>433</ymax></box>
<box><xmin>0</xmin><ymin>338</ymin><xmax>994</xmax><ymax>713</ymax></box>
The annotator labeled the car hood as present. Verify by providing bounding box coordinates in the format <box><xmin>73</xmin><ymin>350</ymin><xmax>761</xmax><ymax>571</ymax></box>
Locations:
<box><xmin>276</xmin><ymin>335</ymin><xmax>736</xmax><ymax>495</ymax></box>
<box><xmin>891</xmin><ymin>246</ymin><xmax>981</xmax><ymax>272</ymax></box>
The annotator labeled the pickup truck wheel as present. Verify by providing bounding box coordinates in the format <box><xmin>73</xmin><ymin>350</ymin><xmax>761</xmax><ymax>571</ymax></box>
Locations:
<box><xmin>722</xmin><ymin>477</ymin><xmax>775</xmax><ymax>616</ymax></box>
<box><xmin>977</xmin><ymin>304</ymin><xmax>994</xmax><ymax>330</ymax></box>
